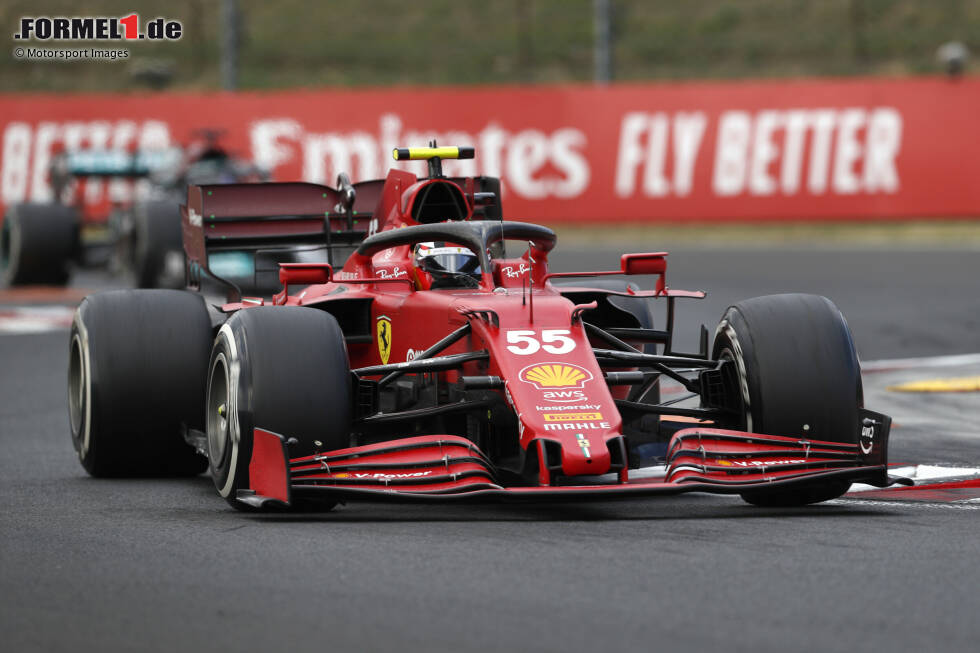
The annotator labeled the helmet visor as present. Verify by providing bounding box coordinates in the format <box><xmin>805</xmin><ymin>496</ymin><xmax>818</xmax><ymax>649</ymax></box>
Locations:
<box><xmin>417</xmin><ymin>245</ymin><xmax>481</xmax><ymax>275</ymax></box>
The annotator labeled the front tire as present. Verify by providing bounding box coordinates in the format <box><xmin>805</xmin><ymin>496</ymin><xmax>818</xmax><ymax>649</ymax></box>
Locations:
<box><xmin>206</xmin><ymin>307</ymin><xmax>353</xmax><ymax>510</ymax></box>
<box><xmin>68</xmin><ymin>290</ymin><xmax>212</xmax><ymax>476</ymax></box>
<box><xmin>711</xmin><ymin>293</ymin><xmax>863</xmax><ymax>507</ymax></box>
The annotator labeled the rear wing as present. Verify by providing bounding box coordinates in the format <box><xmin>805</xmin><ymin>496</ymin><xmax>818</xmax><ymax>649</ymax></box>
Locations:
<box><xmin>56</xmin><ymin>149</ymin><xmax>182</xmax><ymax>178</ymax></box>
<box><xmin>181</xmin><ymin>179</ymin><xmax>384</xmax><ymax>298</ymax></box>
<box><xmin>49</xmin><ymin>149</ymin><xmax>182</xmax><ymax>206</ymax></box>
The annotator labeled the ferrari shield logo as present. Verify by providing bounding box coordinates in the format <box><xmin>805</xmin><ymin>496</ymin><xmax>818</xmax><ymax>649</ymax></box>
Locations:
<box><xmin>376</xmin><ymin>315</ymin><xmax>392</xmax><ymax>364</ymax></box>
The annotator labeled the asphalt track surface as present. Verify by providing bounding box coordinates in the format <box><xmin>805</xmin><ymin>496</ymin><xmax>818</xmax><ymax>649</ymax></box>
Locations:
<box><xmin>2</xmin><ymin>245</ymin><xmax>979</xmax><ymax>653</ymax></box>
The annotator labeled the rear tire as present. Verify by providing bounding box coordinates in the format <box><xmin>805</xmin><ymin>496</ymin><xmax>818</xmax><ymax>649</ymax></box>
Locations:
<box><xmin>68</xmin><ymin>290</ymin><xmax>211</xmax><ymax>476</ymax></box>
<box><xmin>1</xmin><ymin>203</ymin><xmax>78</xmax><ymax>286</ymax></box>
<box><xmin>206</xmin><ymin>307</ymin><xmax>352</xmax><ymax>510</ymax></box>
<box><xmin>711</xmin><ymin>293</ymin><xmax>863</xmax><ymax>507</ymax></box>
<box><xmin>130</xmin><ymin>201</ymin><xmax>184</xmax><ymax>288</ymax></box>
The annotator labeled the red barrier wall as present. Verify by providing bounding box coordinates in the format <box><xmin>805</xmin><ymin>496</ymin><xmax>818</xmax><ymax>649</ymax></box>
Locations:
<box><xmin>2</xmin><ymin>77</ymin><xmax>978</xmax><ymax>222</ymax></box>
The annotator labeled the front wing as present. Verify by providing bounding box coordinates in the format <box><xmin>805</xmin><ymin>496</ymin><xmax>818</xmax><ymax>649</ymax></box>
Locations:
<box><xmin>238</xmin><ymin>409</ymin><xmax>908</xmax><ymax>508</ymax></box>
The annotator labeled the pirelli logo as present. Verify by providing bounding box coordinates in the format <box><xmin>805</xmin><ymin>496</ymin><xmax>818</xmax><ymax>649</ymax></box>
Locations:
<box><xmin>543</xmin><ymin>412</ymin><xmax>602</xmax><ymax>422</ymax></box>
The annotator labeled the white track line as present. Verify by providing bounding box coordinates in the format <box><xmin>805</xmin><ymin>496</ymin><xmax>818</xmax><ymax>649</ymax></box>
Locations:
<box><xmin>848</xmin><ymin>465</ymin><xmax>980</xmax><ymax>493</ymax></box>
<box><xmin>830</xmin><ymin>498</ymin><xmax>980</xmax><ymax>510</ymax></box>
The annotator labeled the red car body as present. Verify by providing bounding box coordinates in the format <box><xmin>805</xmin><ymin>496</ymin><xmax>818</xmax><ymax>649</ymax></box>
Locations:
<box><xmin>179</xmin><ymin>147</ymin><xmax>903</xmax><ymax>509</ymax></box>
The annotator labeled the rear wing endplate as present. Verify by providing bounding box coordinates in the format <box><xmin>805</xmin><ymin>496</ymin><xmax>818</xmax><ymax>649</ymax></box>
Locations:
<box><xmin>181</xmin><ymin>180</ymin><xmax>383</xmax><ymax>298</ymax></box>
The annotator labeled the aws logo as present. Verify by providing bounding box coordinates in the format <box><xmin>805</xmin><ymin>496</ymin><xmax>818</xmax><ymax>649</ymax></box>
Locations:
<box><xmin>519</xmin><ymin>363</ymin><xmax>593</xmax><ymax>390</ymax></box>
<box><xmin>541</xmin><ymin>390</ymin><xmax>587</xmax><ymax>403</ymax></box>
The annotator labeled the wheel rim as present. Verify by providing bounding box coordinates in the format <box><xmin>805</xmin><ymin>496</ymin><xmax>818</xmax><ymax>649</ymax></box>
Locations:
<box><xmin>68</xmin><ymin>333</ymin><xmax>86</xmax><ymax>439</ymax></box>
<box><xmin>207</xmin><ymin>353</ymin><xmax>231</xmax><ymax>466</ymax></box>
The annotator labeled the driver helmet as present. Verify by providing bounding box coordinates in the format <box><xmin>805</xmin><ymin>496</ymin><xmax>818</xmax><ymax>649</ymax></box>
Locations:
<box><xmin>413</xmin><ymin>241</ymin><xmax>481</xmax><ymax>288</ymax></box>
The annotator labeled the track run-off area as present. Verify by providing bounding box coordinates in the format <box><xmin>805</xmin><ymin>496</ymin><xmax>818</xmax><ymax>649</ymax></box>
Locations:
<box><xmin>2</xmin><ymin>242</ymin><xmax>979</xmax><ymax>652</ymax></box>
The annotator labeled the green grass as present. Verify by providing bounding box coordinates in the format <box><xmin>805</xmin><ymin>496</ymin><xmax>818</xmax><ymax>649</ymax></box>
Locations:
<box><xmin>1</xmin><ymin>0</ymin><xmax>977</xmax><ymax>92</ymax></box>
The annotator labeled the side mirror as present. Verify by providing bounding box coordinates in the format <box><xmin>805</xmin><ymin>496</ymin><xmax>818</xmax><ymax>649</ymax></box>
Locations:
<box><xmin>620</xmin><ymin>252</ymin><xmax>667</xmax><ymax>276</ymax></box>
<box><xmin>279</xmin><ymin>262</ymin><xmax>332</xmax><ymax>290</ymax></box>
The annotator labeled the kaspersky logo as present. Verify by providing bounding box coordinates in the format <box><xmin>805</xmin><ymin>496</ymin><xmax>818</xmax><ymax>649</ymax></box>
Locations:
<box><xmin>519</xmin><ymin>363</ymin><xmax>593</xmax><ymax>390</ymax></box>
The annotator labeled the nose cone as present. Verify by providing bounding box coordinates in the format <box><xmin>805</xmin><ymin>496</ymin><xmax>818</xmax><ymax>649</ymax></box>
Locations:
<box><xmin>471</xmin><ymin>295</ymin><xmax>625</xmax><ymax>480</ymax></box>
<box><xmin>518</xmin><ymin>404</ymin><xmax>621</xmax><ymax>477</ymax></box>
<box><xmin>560</xmin><ymin>430</ymin><xmax>612</xmax><ymax>476</ymax></box>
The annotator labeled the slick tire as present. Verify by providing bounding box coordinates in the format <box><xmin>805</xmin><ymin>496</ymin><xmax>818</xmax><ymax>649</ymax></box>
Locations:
<box><xmin>69</xmin><ymin>290</ymin><xmax>212</xmax><ymax>477</ymax></box>
<box><xmin>711</xmin><ymin>293</ymin><xmax>863</xmax><ymax>507</ymax></box>
<box><xmin>1</xmin><ymin>203</ymin><xmax>78</xmax><ymax>286</ymax></box>
<box><xmin>206</xmin><ymin>307</ymin><xmax>352</xmax><ymax>510</ymax></box>
<box><xmin>130</xmin><ymin>201</ymin><xmax>184</xmax><ymax>288</ymax></box>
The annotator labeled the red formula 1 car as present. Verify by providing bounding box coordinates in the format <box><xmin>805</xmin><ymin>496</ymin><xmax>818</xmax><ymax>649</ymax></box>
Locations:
<box><xmin>68</xmin><ymin>145</ymin><xmax>907</xmax><ymax>511</ymax></box>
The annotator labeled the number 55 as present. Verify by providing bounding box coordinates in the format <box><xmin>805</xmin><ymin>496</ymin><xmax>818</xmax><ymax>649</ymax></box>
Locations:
<box><xmin>505</xmin><ymin>329</ymin><xmax>576</xmax><ymax>355</ymax></box>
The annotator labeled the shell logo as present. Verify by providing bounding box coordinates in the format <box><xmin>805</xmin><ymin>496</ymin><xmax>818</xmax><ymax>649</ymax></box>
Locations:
<box><xmin>519</xmin><ymin>362</ymin><xmax>593</xmax><ymax>390</ymax></box>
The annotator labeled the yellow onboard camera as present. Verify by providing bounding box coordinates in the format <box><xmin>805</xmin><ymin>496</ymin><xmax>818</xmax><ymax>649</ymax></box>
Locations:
<box><xmin>392</xmin><ymin>146</ymin><xmax>475</xmax><ymax>161</ymax></box>
<box><xmin>392</xmin><ymin>144</ymin><xmax>475</xmax><ymax>177</ymax></box>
